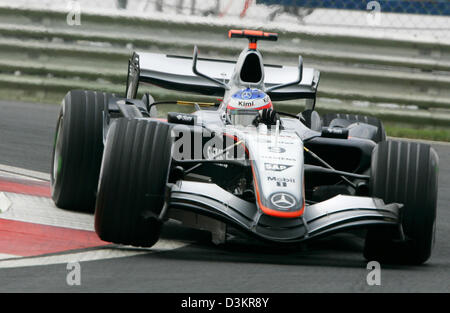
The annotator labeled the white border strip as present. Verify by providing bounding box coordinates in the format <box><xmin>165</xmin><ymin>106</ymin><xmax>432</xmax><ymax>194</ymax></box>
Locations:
<box><xmin>0</xmin><ymin>249</ymin><xmax>148</xmax><ymax>268</ymax></box>
<box><xmin>0</xmin><ymin>240</ymin><xmax>189</xmax><ymax>268</ymax></box>
<box><xmin>0</xmin><ymin>164</ymin><xmax>50</xmax><ymax>181</ymax></box>
<box><xmin>0</xmin><ymin>253</ymin><xmax>19</xmax><ymax>260</ymax></box>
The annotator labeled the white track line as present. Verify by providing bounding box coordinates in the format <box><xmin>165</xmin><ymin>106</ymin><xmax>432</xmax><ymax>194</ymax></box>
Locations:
<box><xmin>0</xmin><ymin>165</ymin><xmax>93</xmax><ymax>231</ymax></box>
<box><xmin>0</xmin><ymin>164</ymin><xmax>50</xmax><ymax>181</ymax></box>
<box><xmin>0</xmin><ymin>192</ymin><xmax>12</xmax><ymax>213</ymax></box>
<box><xmin>0</xmin><ymin>239</ymin><xmax>189</xmax><ymax>268</ymax></box>
<box><xmin>0</xmin><ymin>253</ymin><xmax>19</xmax><ymax>260</ymax></box>
<box><xmin>0</xmin><ymin>192</ymin><xmax>95</xmax><ymax>231</ymax></box>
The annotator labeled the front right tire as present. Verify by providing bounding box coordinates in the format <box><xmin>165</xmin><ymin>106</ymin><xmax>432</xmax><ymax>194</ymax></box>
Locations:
<box><xmin>364</xmin><ymin>140</ymin><xmax>439</xmax><ymax>264</ymax></box>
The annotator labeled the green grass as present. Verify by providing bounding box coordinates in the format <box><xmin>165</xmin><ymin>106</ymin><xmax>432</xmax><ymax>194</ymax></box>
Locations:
<box><xmin>385</xmin><ymin>124</ymin><xmax>450</xmax><ymax>142</ymax></box>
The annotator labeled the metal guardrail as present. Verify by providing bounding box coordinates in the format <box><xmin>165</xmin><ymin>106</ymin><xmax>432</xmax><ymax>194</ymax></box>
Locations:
<box><xmin>0</xmin><ymin>6</ymin><xmax>448</xmax><ymax>126</ymax></box>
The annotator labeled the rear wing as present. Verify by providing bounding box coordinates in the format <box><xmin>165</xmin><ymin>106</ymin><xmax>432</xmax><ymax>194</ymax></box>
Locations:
<box><xmin>125</xmin><ymin>51</ymin><xmax>320</xmax><ymax>101</ymax></box>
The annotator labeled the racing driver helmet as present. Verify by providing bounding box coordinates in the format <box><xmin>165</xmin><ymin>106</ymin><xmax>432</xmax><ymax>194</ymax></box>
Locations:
<box><xmin>226</xmin><ymin>88</ymin><xmax>273</xmax><ymax>126</ymax></box>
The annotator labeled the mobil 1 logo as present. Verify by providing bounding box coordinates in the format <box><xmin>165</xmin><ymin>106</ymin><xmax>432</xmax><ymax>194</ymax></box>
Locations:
<box><xmin>267</xmin><ymin>176</ymin><xmax>295</xmax><ymax>187</ymax></box>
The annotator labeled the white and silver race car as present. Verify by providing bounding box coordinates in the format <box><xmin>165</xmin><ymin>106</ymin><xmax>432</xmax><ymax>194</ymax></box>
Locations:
<box><xmin>51</xmin><ymin>30</ymin><xmax>439</xmax><ymax>264</ymax></box>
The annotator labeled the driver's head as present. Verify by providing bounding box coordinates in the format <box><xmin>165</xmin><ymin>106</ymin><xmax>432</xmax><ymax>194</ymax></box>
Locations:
<box><xmin>227</xmin><ymin>88</ymin><xmax>272</xmax><ymax>111</ymax></box>
<box><xmin>226</xmin><ymin>88</ymin><xmax>272</xmax><ymax>126</ymax></box>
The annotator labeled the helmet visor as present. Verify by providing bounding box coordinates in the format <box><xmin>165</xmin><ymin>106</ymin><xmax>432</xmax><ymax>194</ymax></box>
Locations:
<box><xmin>229</xmin><ymin>109</ymin><xmax>259</xmax><ymax>126</ymax></box>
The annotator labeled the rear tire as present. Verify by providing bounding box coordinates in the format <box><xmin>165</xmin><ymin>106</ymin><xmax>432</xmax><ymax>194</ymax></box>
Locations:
<box><xmin>364</xmin><ymin>140</ymin><xmax>439</xmax><ymax>264</ymax></box>
<box><xmin>94</xmin><ymin>118</ymin><xmax>173</xmax><ymax>247</ymax></box>
<box><xmin>51</xmin><ymin>90</ymin><xmax>110</xmax><ymax>212</ymax></box>
<box><xmin>322</xmin><ymin>113</ymin><xmax>386</xmax><ymax>143</ymax></box>
<box><xmin>300</xmin><ymin>109</ymin><xmax>321</xmax><ymax>131</ymax></box>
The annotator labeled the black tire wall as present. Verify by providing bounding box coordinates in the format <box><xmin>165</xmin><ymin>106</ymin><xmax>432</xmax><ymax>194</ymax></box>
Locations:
<box><xmin>94</xmin><ymin>118</ymin><xmax>173</xmax><ymax>247</ymax></box>
<box><xmin>364</xmin><ymin>140</ymin><xmax>439</xmax><ymax>264</ymax></box>
<box><xmin>51</xmin><ymin>90</ymin><xmax>109</xmax><ymax>212</ymax></box>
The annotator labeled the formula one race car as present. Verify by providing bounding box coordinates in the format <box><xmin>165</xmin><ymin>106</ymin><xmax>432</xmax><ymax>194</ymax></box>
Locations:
<box><xmin>50</xmin><ymin>30</ymin><xmax>439</xmax><ymax>264</ymax></box>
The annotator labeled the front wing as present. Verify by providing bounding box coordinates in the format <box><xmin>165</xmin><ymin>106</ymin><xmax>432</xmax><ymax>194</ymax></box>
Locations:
<box><xmin>168</xmin><ymin>181</ymin><xmax>401</xmax><ymax>243</ymax></box>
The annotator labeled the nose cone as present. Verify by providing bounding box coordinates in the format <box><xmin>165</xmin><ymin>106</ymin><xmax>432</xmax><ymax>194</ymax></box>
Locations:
<box><xmin>246</xmin><ymin>132</ymin><xmax>306</xmax><ymax>218</ymax></box>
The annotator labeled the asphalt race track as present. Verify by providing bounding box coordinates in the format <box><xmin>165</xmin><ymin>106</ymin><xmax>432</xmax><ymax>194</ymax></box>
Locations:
<box><xmin>0</xmin><ymin>99</ymin><xmax>449</xmax><ymax>292</ymax></box>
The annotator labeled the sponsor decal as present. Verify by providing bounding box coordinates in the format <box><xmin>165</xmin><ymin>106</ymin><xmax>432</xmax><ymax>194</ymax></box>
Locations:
<box><xmin>264</xmin><ymin>163</ymin><xmax>292</xmax><ymax>172</ymax></box>
<box><xmin>176</xmin><ymin>114</ymin><xmax>193</xmax><ymax>122</ymax></box>
<box><xmin>241</xmin><ymin>91</ymin><xmax>252</xmax><ymax>100</ymax></box>
<box><xmin>325</xmin><ymin>127</ymin><xmax>345</xmax><ymax>134</ymax></box>
<box><xmin>258</xmin><ymin>139</ymin><xmax>294</xmax><ymax>145</ymax></box>
<box><xmin>267</xmin><ymin>177</ymin><xmax>295</xmax><ymax>183</ymax></box>
<box><xmin>232</xmin><ymin>88</ymin><xmax>266</xmax><ymax>100</ymax></box>
<box><xmin>270</xmin><ymin>193</ymin><xmax>296</xmax><ymax>210</ymax></box>
<box><xmin>267</xmin><ymin>176</ymin><xmax>295</xmax><ymax>187</ymax></box>
<box><xmin>237</xmin><ymin>100</ymin><xmax>255</xmax><ymax>107</ymax></box>
<box><xmin>268</xmin><ymin>146</ymin><xmax>286</xmax><ymax>153</ymax></box>
<box><xmin>276</xmin><ymin>140</ymin><xmax>294</xmax><ymax>145</ymax></box>
<box><xmin>229</xmin><ymin>88</ymin><xmax>272</xmax><ymax>110</ymax></box>
<box><xmin>261</xmin><ymin>155</ymin><xmax>296</xmax><ymax>162</ymax></box>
